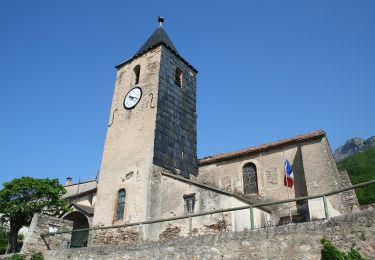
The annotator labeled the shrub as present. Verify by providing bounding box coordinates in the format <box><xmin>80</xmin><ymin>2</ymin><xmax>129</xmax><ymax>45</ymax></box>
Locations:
<box><xmin>31</xmin><ymin>252</ymin><xmax>44</xmax><ymax>260</ymax></box>
<box><xmin>0</xmin><ymin>226</ymin><xmax>8</xmax><ymax>254</ymax></box>
<box><xmin>3</xmin><ymin>254</ymin><xmax>25</xmax><ymax>260</ymax></box>
<box><xmin>321</xmin><ymin>238</ymin><xmax>365</xmax><ymax>260</ymax></box>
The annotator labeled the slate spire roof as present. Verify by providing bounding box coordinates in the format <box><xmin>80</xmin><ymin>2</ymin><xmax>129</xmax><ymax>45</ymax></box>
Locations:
<box><xmin>115</xmin><ymin>18</ymin><xmax>197</xmax><ymax>72</ymax></box>
<box><xmin>135</xmin><ymin>27</ymin><xmax>177</xmax><ymax>56</ymax></box>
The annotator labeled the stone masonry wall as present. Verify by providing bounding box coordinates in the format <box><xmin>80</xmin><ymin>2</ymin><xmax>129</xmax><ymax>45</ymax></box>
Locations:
<box><xmin>21</xmin><ymin>214</ymin><xmax>73</xmax><ymax>255</ymax></box>
<box><xmin>92</xmin><ymin>227</ymin><xmax>140</xmax><ymax>246</ymax></box>
<box><xmin>338</xmin><ymin>169</ymin><xmax>360</xmax><ymax>212</ymax></box>
<box><xmin>44</xmin><ymin>209</ymin><xmax>375</xmax><ymax>260</ymax></box>
<box><xmin>93</xmin><ymin>47</ymin><xmax>162</xmax><ymax>226</ymax></box>
<box><xmin>301</xmin><ymin>137</ymin><xmax>345</xmax><ymax>213</ymax></box>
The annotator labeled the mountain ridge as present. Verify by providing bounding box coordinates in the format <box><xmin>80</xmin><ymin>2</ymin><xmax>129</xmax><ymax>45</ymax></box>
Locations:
<box><xmin>334</xmin><ymin>136</ymin><xmax>375</xmax><ymax>162</ymax></box>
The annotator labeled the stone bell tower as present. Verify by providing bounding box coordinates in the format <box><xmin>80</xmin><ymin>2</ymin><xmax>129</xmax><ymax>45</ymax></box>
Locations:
<box><xmin>93</xmin><ymin>18</ymin><xmax>198</xmax><ymax>227</ymax></box>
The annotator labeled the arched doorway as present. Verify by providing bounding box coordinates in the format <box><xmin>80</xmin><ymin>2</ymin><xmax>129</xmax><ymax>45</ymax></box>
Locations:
<box><xmin>63</xmin><ymin>211</ymin><xmax>89</xmax><ymax>248</ymax></box>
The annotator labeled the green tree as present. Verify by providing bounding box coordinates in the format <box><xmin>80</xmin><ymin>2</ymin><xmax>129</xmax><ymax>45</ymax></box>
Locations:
<box><xmin>0</xmin><ymin>226</ymin><xmax>8</xmax><ymax>254</ymax></box>
<box><xmin>338</xmin><ymin>147</ymin><xmax>375</xmax><ymax>205</ymax></box>
<box><xmin>0</xmin><ymin>177</ymin><xmax>68</xmax><ymax>253</ymax></box>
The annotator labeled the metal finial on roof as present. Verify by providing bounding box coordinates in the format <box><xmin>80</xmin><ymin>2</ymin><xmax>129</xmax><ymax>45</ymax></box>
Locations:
<box><xmin>158</xmin><ymin>16</ymin><xmax>165</xmax><ymax>27</ymax></box>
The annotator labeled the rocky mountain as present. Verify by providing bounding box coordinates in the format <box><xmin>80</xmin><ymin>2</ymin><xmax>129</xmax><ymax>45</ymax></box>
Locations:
<box><xmin>334</xmin><ymin>136</ymin><xmax>375</xmax><ymax>162</ymax></box>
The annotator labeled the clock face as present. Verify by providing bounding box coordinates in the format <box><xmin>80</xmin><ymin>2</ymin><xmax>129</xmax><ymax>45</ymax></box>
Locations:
<box><xmin>124</xmin><ymin>87</ymin><xmax>142</xmax><ymax>110</ymax></box>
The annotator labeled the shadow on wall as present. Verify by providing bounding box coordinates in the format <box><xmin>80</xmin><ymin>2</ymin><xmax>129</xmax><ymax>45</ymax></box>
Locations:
<box><xmin>293</xmin><ymin>145</ymin><xmax>310</xmax><ymax>221</ymax></box>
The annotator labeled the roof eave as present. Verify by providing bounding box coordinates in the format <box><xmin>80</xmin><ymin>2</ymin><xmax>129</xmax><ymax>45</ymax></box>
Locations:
<box><xmin>198</xmin><ymin>130</ymin><xmax>326</xmax><ymax>166</ymax></box>
<box><xmin>63</xmin><ymin>187</ymin><xmax>97</xmax><ymax>200</ymax></box>
<box><xmin>115</xmin><ymin>42</ymin><xmax>198</xmax><ymax>73</ymax></box>
<box><xmin>63</xmin><ymin>179</ymin><xmax>97</xmax><ymax>188</ymax></box>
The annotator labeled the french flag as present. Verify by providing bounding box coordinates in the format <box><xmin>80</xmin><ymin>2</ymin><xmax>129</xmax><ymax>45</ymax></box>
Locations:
<box><xmin>284</xmin><ymin>158</ymin><xmax>294</xmax><ymax>188</ymax></box>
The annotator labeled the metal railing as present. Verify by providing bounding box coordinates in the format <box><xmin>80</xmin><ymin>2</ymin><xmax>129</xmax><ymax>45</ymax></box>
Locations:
<box><xmin>41</xmin><ymin>179</ymin><xmax>375</xmax><ymax>249</ymax></box>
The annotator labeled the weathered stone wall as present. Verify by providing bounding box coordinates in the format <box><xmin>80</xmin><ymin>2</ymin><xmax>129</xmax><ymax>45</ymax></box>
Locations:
<box><xmin>92</xmin><ymin>227</ymin><xmax>140</xmax><ymax>246</ymax></box>
<box><xmin>21</xmin><ymin>214</ymin><xmax>73</xmax><ymax>255</ymax></box>
<box><xmin>146</xmin><ymin>166</ymin><xmax>269</xmax><ymax>241</ymax></box>
<box><xmin>338</xmin><ymin>169</ymin><xmax>360</xmax><ymax>212</ymax></box>
<box><xmin>93</xmin><ymin>47</ymin><xmax>162</xmax><ymax>226</ymax></box>
<box><xmin>198</xmin><ymin>141</ymin><xmax>309</xmax><ymax>222</ymax></box>
<box><xmin>301</xmin><ymin>137</ymin><xmax>345</xmax><ymax>215</ymax></box>
<box><xmin>44</xmin><ymin>209</ymin><xmax>375</xmax><ymax>260</ymax></box>
<box><xmin>153</xmin><ymin>46</ymin><xmax>197</xmax><ymax>177</ymax></box>
<box><xmin>361</xmin><ymin>203</ymin><xmax>375</xmax><ymax>211</ymax></box>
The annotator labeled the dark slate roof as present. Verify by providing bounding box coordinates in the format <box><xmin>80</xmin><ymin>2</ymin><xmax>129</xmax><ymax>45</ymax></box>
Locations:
<box><xmin>199</xmin><ymin>130</ymin><xmax>326</xmax><ymax>165</ymax></box>
<box><xmin>136</xmin><ymin>27</ymin><xmax>177</xmax><ymax>56</ymax></box>
<box><xmin>115</xmin><ymin>27</ymin><xmax>197</xmax><ymax>73</ymax></box>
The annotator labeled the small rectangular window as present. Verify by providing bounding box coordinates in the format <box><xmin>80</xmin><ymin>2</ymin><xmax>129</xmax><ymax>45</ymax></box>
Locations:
<box><xmin>175</xmin><ymin>67</ymin><xmax>183</xmax><ymax>87</ymax></box>
<box><xmin>184</xmin><ymin>194</ymin><xmax>195</xmax><ymax>214</ymax></box>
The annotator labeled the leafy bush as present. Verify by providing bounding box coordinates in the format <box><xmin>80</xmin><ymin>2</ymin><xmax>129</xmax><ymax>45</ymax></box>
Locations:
<box><xmin>321</xmin><ymin>238</ymin><xmax>365</xmax><ymax>260</ymax></box>
<box><xmin>3</xmin><ymin>254</ymin><xmax>25</xmax><ymax>260</ymax></box>
<box><xmin>31</xmin><ymin>252</ymin><xmax>44</xmax><ymax>260</ymax></box>
<box><xmin>338</xmin><ymin>147</ymin><xmax>375</xmax><ymax>205</ymax></box>
<box><xmin>0</xmin><ymin>226</ymin><xmax>8</xmax><ymax>254</ymax></box>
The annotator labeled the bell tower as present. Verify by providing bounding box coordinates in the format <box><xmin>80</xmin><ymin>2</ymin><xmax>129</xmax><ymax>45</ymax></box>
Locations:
<box><xmin>93</xmin><ymin>18</ymin><xmax>198</xmax><ymax>227</ymax></box>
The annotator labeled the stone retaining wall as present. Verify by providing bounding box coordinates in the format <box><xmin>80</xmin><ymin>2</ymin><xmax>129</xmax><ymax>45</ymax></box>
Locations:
<box><xmin>44</xmin><ymin>209</ymin><xmax>375</xmax><ymax>260</ymax></box>
<box><xmin>21</xmin><ymin>214</ymin><xmax>73</xmax><ymax>255</ymax></box>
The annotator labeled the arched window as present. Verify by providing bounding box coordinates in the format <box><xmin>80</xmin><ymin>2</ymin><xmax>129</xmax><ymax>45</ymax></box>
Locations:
<box><xmin>243</xmin><ymin>163</ymin><xmax>258</xmax><ymax>194</ymax></box>
<box><xmin>133</xmin><ymin>65</ymin><xmax>141</xmax><ymax>85</ymax></box>
<box><xmin>115</xmin><ymin>189</ymin><xmax>126</xmax><ymax>220</ymax></box>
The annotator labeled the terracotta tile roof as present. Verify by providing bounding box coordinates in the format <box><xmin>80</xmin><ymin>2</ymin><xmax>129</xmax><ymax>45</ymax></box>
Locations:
<box><xmin>198</xmin><ymin>129</ymin><xmax>326</xmax><ymax>165</ymax></box>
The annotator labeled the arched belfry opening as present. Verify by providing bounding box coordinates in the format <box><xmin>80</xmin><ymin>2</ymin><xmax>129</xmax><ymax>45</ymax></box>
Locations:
<box><xmin>243</xmin><ymin>163</ymin><xmax>258</xmax><ymax>194</ymax></box>
<box><xmin>133</xmin><ymin>65</ymin><xmax>141</xmax><ymax>85</ymax></box>
<box><xmin>63</xmin><ymin>211</ymin><xmax>90</xmax><ymax>248</ymax></box>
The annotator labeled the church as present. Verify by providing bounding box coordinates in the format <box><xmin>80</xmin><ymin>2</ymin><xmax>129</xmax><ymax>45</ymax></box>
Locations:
<box><xmin>23</xmin><ymin>18</ymin><xmax>358</xmax><ymax>250</ymax></box>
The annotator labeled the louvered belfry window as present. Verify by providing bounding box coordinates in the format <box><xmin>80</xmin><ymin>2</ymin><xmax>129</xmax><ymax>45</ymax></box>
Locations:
<box><xmin>115</xmin><ymin>189</ymin><xmax>126</xmax><ymax>220</ymax></box>
<box><xmin>243</xmin><ymin>163</ymin><xmax>258</xmax><ymax>194</ymax></box>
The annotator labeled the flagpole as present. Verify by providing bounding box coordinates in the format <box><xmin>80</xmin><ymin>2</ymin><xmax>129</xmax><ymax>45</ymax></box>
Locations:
<box><xmin>283</xmin><ymin>152</ymin><xmax>293</xmax><ymax>223</ymax></box>
<box><xmin>286</xmin><ymin>178</ymin><xmax>292</xmax><ymax>223</ymax></box>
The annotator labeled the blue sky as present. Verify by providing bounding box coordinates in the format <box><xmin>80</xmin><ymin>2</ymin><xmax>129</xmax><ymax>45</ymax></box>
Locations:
<box><xmin>0</xmin><ymin>1</ymin><xmax>374</xmax><ymax>185</ymax></box>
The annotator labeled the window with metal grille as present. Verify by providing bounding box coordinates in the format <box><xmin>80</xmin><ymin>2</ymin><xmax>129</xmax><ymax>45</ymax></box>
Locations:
<box><xmin>243</xmin><ymin>163</ymin><xmax>258</xmax><ymax>194</ymax></box>
<box><xmin>115</xmin><ymin>189</ymin><xmax>126</xmax><ymax>220</ymax></box>
<box><xmin>183</xmin><ymin>194</ymin><xmax>195</xmax><ymax>214</ymax></box>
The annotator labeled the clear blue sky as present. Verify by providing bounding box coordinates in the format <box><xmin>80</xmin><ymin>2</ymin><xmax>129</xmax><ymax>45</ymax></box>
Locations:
<box><xmin>0</xmin><ymin>1</ymin><xmax>374</xmax><ymax>185</ymax></box>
